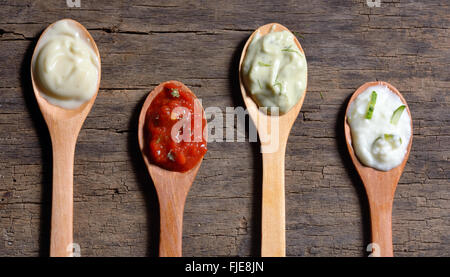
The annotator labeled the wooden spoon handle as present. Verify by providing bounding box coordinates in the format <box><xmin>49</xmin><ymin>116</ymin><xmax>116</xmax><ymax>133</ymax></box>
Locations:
<box><xmin>368</xmin><ymin>201</ymin><xmax>394</xmax><ymax>257</ymax></box>
<box><xmin>261</xmin><ymin>147</ymin><xmax>286</xmax><ymax>257</ymax></box>
<box><xmin>49</xmin><ymin>134</ymin><xmax>76</xmax><ymax>257</ymax></box>
<box><xmin>158</xmin><ymin>187</ymin><xmax>186</xmax><ymax>257</ymax></box>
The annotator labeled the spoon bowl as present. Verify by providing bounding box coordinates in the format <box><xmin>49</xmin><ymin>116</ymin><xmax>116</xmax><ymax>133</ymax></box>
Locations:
<box><xmin>344</xmin><ymin>81</ymin><xmax>412</xmax><ymax>257</ymax></box>
<box><xmin>30</xmin><ymin>19</ymin><xmax>101</xmax><ymax>257</ymax></box>
<box><xmin>138</xmin><ymin>81</ymin><xmax>205</xmax><ymax>257</ymax></box>
<box><xmin>239</xmin><ymin>23</ymin><xmax>307</xmax><ymax>256</ymax></box>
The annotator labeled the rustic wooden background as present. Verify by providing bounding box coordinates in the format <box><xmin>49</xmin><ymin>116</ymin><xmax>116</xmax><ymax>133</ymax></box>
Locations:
<box><xmin>0</xmin><ymin>0</ymin><xmax>448</xmax><ymax>257</ymax></box>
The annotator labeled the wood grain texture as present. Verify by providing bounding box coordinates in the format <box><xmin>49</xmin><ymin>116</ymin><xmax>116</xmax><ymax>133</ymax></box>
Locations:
<box><xmin>0</xmin><ymin>0</ymin><xmax>449</xmax><ymax>256</ymax></box>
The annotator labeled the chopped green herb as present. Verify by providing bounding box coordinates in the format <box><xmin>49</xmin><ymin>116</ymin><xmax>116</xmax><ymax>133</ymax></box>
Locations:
<box><xmin>292</xmin><ymin>31</ymin><xmax>305</xmax><ymax>40</ymax></box>
<box><xmin>257</xmin><ymin>79</ymin><xmax>263</xmax><ymax>89</ymax></box>
<box><xmin>167</xmin><ymin>150</ymin><xmax>175</xmax><ymax>162</ymax></box>
<box><xmin>384</xmin><ymin>134</ymin><xmax>402</xmax><ymax>146</ymax></box>
<box><xmin>156</xmin><ymin>136</ymin><xmax>161</xmax><ymax>144</ymax></box>
<box><xmin>273</xmin><ymin>81</ymin><xmax>283</xmax><ymax>92</ymax></box>
<box><xmin>258</xmin><ymin>61</ymin><xmax>271</xmax><ymax>67</ymax></box>
<box><xmin>374</xmin><ymin>134</ymin><xmax>397</xmax><ymax>147</ymax></box>
<box><xmin>170</xmin><ymin>88</ymin><xmax>180</xmax><ymax>98</ymax></box>
<box><xmin>365</xmin><ymin>91</ymin><xmax>378</xmax><ymax>119</ymax></box>
<box><xmin>281</xmin><ymin>45</ymin><xmax>300</xmax><ymax>55</ymax></box>
<box><xmin>390</xmin><ymin>105</ymin><xmax>406</xmax><ymax>125</ymax></box>
<box><xmin>273</xmin><ymin>74</ymin><xmax>283</xmax><ymax>92</ymax></box>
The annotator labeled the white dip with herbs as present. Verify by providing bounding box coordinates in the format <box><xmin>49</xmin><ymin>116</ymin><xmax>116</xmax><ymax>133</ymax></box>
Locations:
<box><xmin>347</xmin><ymin>85</ymin><xmax>411</xmax><ymax>171</ymax></box>
<box><xmin>242</xmin><ymin>26</ymin><xmax>307</xmax><ymax>114</ymax></box>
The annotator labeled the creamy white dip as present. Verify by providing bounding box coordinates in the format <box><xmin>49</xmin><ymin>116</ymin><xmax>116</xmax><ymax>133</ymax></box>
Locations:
<box><xmin>33</xmin><ymin>20</ymin><xmax>100</xmax><ymax>109</ymax></box>
<box><xmin>347</xmin><ymin>85</ymin><xmax>411</xmax><ymax>171</ymax></box>
<box><xmin>242</xmin><ymin>26</ymin><xmax>307</xmax><ymax>114</ymax></box>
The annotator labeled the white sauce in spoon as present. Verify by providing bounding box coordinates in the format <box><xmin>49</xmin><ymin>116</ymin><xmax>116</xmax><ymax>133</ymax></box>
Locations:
<box><xmin>33</xmin><ymin>20</ymin><xmax>100</xmax><ymax>109</ymax></box>
<box><xmin>347</xmin><ymin>85</ymin><xmax>412</xmax><ymax>171</ymax></box>
<box><xmin>242</xmin><ymin>25</ymin><xmax>307</xmax><ymax>114</ymax></box>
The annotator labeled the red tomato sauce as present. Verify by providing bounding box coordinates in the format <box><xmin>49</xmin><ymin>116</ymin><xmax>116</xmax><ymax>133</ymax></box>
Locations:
<box><xmin>145</xmin><ymin>82</ymin><xmax>207</xmax><ymax>172</ymax></box>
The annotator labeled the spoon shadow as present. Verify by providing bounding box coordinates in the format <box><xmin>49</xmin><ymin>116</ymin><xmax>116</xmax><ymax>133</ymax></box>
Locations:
<box><xmin>128</xmin><ymin>94</ymin><xmax>160</xmax><ymax>257</ymax></box>
<box><xmin>20</xmin><ymin>34</ymin><xmax>52</xmax><ymax>256</ymax></box>
<box><xmin>229</xmin><ymin>36</ymin><xmax>262</xmax><ymax>256</ymax></box>
<box><xmin>336</xmin><ymin>94</ymin><xmax>371</xmax><ymax>256</ymax></box>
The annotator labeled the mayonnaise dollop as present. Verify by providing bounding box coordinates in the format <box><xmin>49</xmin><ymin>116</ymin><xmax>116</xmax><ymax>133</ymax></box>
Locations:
<box><xmin>34</xmin><ymin>20</ymin><xmax>100</xmax><ymax>109</ymax></box>
<box><xmin>347</xmin><ymin>85</ymin><xmax>412</xmax><ymax>171</ymax></box>
<box><xmin>242</xmin><ymin>26</ymin><xmax>307</xmax><ymax>114</ymax></box>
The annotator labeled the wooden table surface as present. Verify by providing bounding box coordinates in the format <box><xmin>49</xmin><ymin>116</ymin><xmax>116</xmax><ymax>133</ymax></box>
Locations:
<box><xmin>0</xmin><ymin>0</ymin><xmax>448</xmax><ymax>257</ymax></box>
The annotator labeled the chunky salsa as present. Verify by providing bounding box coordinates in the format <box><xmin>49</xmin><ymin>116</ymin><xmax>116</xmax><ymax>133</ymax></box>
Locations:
<box><xmin>145</xmin><ymin>82</ymin><xmax>207</xmax><ymax>172</ymax></box>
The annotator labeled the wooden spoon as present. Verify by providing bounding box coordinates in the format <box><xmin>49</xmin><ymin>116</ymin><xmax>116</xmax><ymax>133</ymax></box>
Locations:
<box><xmin>30</xmin><ymin>19</ymin><xmax>101</xmax><ymax>257</ymax></box>
<box><xmin>344</xmin><ymin>81</ymin><xmax>412</xmax><ymax>257</ymax></box>
<box><xmin>239</xmin><ymin>23</ymin><xmax>308</xmax><ymax>256</ymax></box>
<box><xmin>138</xmin><ymin>81</ymin><xmax>206</xmax><ymax>257</ymax></box>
